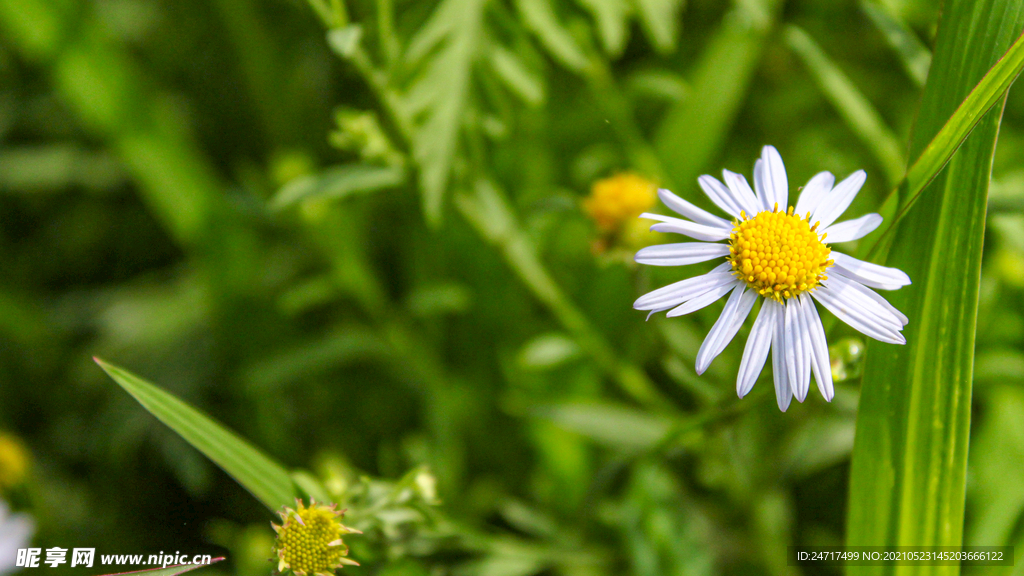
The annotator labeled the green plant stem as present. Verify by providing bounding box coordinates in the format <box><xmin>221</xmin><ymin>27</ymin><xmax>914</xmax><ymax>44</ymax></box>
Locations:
<box><xmin>376</xmin><ymin>0</ymin><xmax>401</xmax><ymax>67</ymax></box>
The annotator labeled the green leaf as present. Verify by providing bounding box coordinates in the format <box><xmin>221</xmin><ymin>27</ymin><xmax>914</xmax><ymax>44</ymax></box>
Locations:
<box><xmin>292</xmin><ymin>470</ymin><xmax>332</xmax><ymax>503</ymax></box>
<box><xmin>517</xmin><ymin>332</ymin><xmax>582</xmax><ymax>370</ymax></box>
<box><xmin>575</xmin><ymin>0</ymin><xmax>631</xmax><ymax>56</ymax></box>
<box><xmin>625</xmin><ymin>68</ymin><xmax>688</xmax><ymax>102</ymax></box>
<box><xmin>94</xmin><ymin>558</ymin><xmax>224</xmax><ymax>576</ymax></box>
<box><xmin>784</xmin><ymin>25</ymin><xmax>905</xmax><ymax>185</ymax></box>
<box><xmin>270</xmin><ymin>164</ymin><xmax>405</xmax><ymax>209</ymax></box>
<box><xmin>326</xmin><ymin>25</ymin><xmax>363</xmax><ymax>58</ymax></box>
<box><xmin>0</xmin><ymin>144</ymin><xmax>123</xmax><ymax>192</ymax></box>
<box><xmin>241</xmin><ymin>326</ymin><xmax>389</xmax><ymax>391</ymax></box>
<box><xmin>863</xmin><ymin>27</ymin><xmax>1024</xmax><ymax>257</ymax></box>
<box><xmin>845</xmin><ymin>1</ymin><xmax>1024</xmax><ymax>569</ymax></box>
<box><xmin>515</xmin><ymin>0</ymin><xmax>591</xmax><ymax>72</ymax></box>
<box><xmin>403</xmin><ymin>0</ymin><xmax>487</xmax><ymax>226</ymax></box>
<box><xmin>629</xmin><ymin>0</ymin><xmax>684</xmax><ymax>54</ymax></box>
<box><xmin>95</xmin><ymin>358</ymin><xmax>298</xmax><ymax>511</ymax></box>
<box><xmin>488</xmin><ymin>44</ymin><xmax>546</xmax><ymax>106</ymax></box>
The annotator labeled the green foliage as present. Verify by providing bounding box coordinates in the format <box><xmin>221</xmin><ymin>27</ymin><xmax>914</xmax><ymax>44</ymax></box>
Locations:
<box><xmin>402</xmin><ymin>0</ymin><xmax>487</xmax><ymax>226</ymax></box>
<box><xmin>864</xmin><ymin>27</ymin><xmax>1024</xmax><ymax>257</ymax></box>
<box><xmin>3</xmin><ymin>0</ymin><xmax>1024</xmax><ymax>574</ymax></box>
<box><xmin>846</xmin><ymin>2</ymin><xmax>1024</xmax><ymax>573</ymax></box>
<box><xmin>861</xmin><ymin>1</ymin><xmax>931</xmax><ymax>87</ymax></box>
<box><xmin>271</xmin><ymin>165</ymin><xmax>406</xmax><ymax>209</ymax></box>
<box><xmin>96</xmin><ymin>358</ymin><xmax>298</xmax><ymax>511</ymax></box>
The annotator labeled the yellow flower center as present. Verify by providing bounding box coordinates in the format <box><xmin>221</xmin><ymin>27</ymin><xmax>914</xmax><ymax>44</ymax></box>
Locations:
<box><xmin>728</xmin><ymin>205</ymin><xmax>833</xmax><ymax>301</ymax></box>
<box><xmin>277</xmin><ymin>507</ymin><xmax>346</xmax><ymax>575</ymax></box>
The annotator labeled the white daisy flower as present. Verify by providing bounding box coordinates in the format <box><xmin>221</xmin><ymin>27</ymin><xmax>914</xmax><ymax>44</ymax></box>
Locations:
<box><xmin>634</xmin><ymin>146</ymin><xmax>910</xmax><ymax>410</ymax></box>
<box><xmin>0</xmin><ymin>498</ymin><xmax>34</xmax><ymax>576</ymax></box>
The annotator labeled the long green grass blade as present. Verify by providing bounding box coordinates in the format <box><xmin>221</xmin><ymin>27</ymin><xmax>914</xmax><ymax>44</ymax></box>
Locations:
<box><xmin>862</xmin><ymin>27</ymin><xmax>1024</xmax><ymax>259</ymax></box>
<box><xmin>845</xmin><ymin>3</ymin><xmax>1024</xmax><ymax>574</ymax></box>
<box><xmin>95</xmin><ymin>358</ymin><xmax>298</xmax><ymax>511</ymax></box>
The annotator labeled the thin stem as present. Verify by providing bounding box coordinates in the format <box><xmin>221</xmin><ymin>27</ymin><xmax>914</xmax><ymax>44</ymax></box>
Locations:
<box><xmin>347</xmin><ymin>48</ymin><xmax>416</xmax><ymax>146</ymax></box>
<box><xmin>375</xmin><ymin>0</ymin><xmax>400</xmax><ymax>68</ymax></box>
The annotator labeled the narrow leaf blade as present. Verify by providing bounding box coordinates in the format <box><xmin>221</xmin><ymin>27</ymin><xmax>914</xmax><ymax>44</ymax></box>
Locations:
<box><xmin>846</xmin><ymin>2</ymin><xmax>1024</xmax><ymax>573</ymax></box>
<box><xmin>862</xmin><ymin>27</ymin><xmax>1024</xmax><ymax>258</ymax></box>
<box><xmin>271</xmin><ymin>164</ymin><xmax>405</xmax><ymax>209</ymax></box>
<box><xmin>95</xmin><ymin>358</ymin><xmax>297</xmax><ymax>511</ymax></box>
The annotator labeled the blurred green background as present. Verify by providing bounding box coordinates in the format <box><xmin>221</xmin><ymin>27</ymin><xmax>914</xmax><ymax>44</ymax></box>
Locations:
<box><xmin>1</xmin><ymin>0</ymin><xmax>1023</xmax><ymax>575</ymax></box>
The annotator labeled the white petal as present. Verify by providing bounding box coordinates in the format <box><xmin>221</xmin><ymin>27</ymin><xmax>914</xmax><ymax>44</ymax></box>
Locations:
<box><xmin>821</xmin><ymin>213</ymin><xmax>883</xmax><ymax>243</ymax></box>
<box><xmin>819</xmin><ymin>276</ymin><xmax>906</xmax><ymax>329</ymax></box>
<box><xmin>0</xmin><ymin>512</ymin><xmax>34</xmax><ymax>571</ymax></box>
<box><xmin>666</xmin><ymin>278</ymin><xmax>741</xmax><ymax>317</ymax></box>
<box><xmin>771</xmin><ymin>305</ymin><xmax>794</xmax><ymax>411</ymax></box>
<box><xmin>811</xmin><ymin>170</ymin><xmax>867</xmax><ymax>229</ymax></box>
<box><xmin>634</xmin><ymin>242</ymin><xmax>731</xmax><ymax>267</ymax></box>
<box><xmin>657</xmin><ymin>188</ymin><xmax>733</xmax><ymax>229</ymax></box>
<box><xmin>633</xmin><ymin>262</ymin><xmax>733</xmax><ymax>311</ymax></box>
<box><xmin>753</xmin><ymin>159</ymin><xmax>770</xmax><ymax>211</ymax></box>
<box><xmin>793</xmin><ymin>171</ymin><xmax>835</xmax><ymax>218</ymax></box>
<box><xmin>799</xmin><ymin>293</ymin><xmax>833</xmax><ymax>401</ymax></box>
<box><xmin>812</xmin><ymin>282</ymin><xmax>906</xmax><ymax>344</ymax></box>
<box><xmin>643</xmin><ymin>213</ymin><xmax>733</xmax><ymax>242</ymax></box>
<box><xmin>785</xmin><ymin>297</ymin><xmax>812</xmax><ymax>402</ymax></box>
<box><xmin>825</xmin><ymin>272</ymin><xmax>909</xmax><ymax>326</ymax></box>
<box><xmin>831</xmin><ymin>251</ymin><xmax>912</xmax><ymax>291</ymax></box>
<box><xmin>698</xmin><ymin>175</ymin><xmax>744</xmax><ymax>219</ymax></box>
<box><xmin>761</xmin><ymin>145</ymin><xmax>789</xmax><ymax>210</ymax></box>
<box><xmin>721</xmin><ymin>170</ymin><xmax>760</xmax><ymax>215</ymax></box>
<box><xmin>696</xmin><ymin>285</ymin><xmax>758</xmax><ymax>374</ymax></box>
<box><xmin>737</xmin><ymin>299</ymin><xmax>778</xmax><ymax>398</ymax></box>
